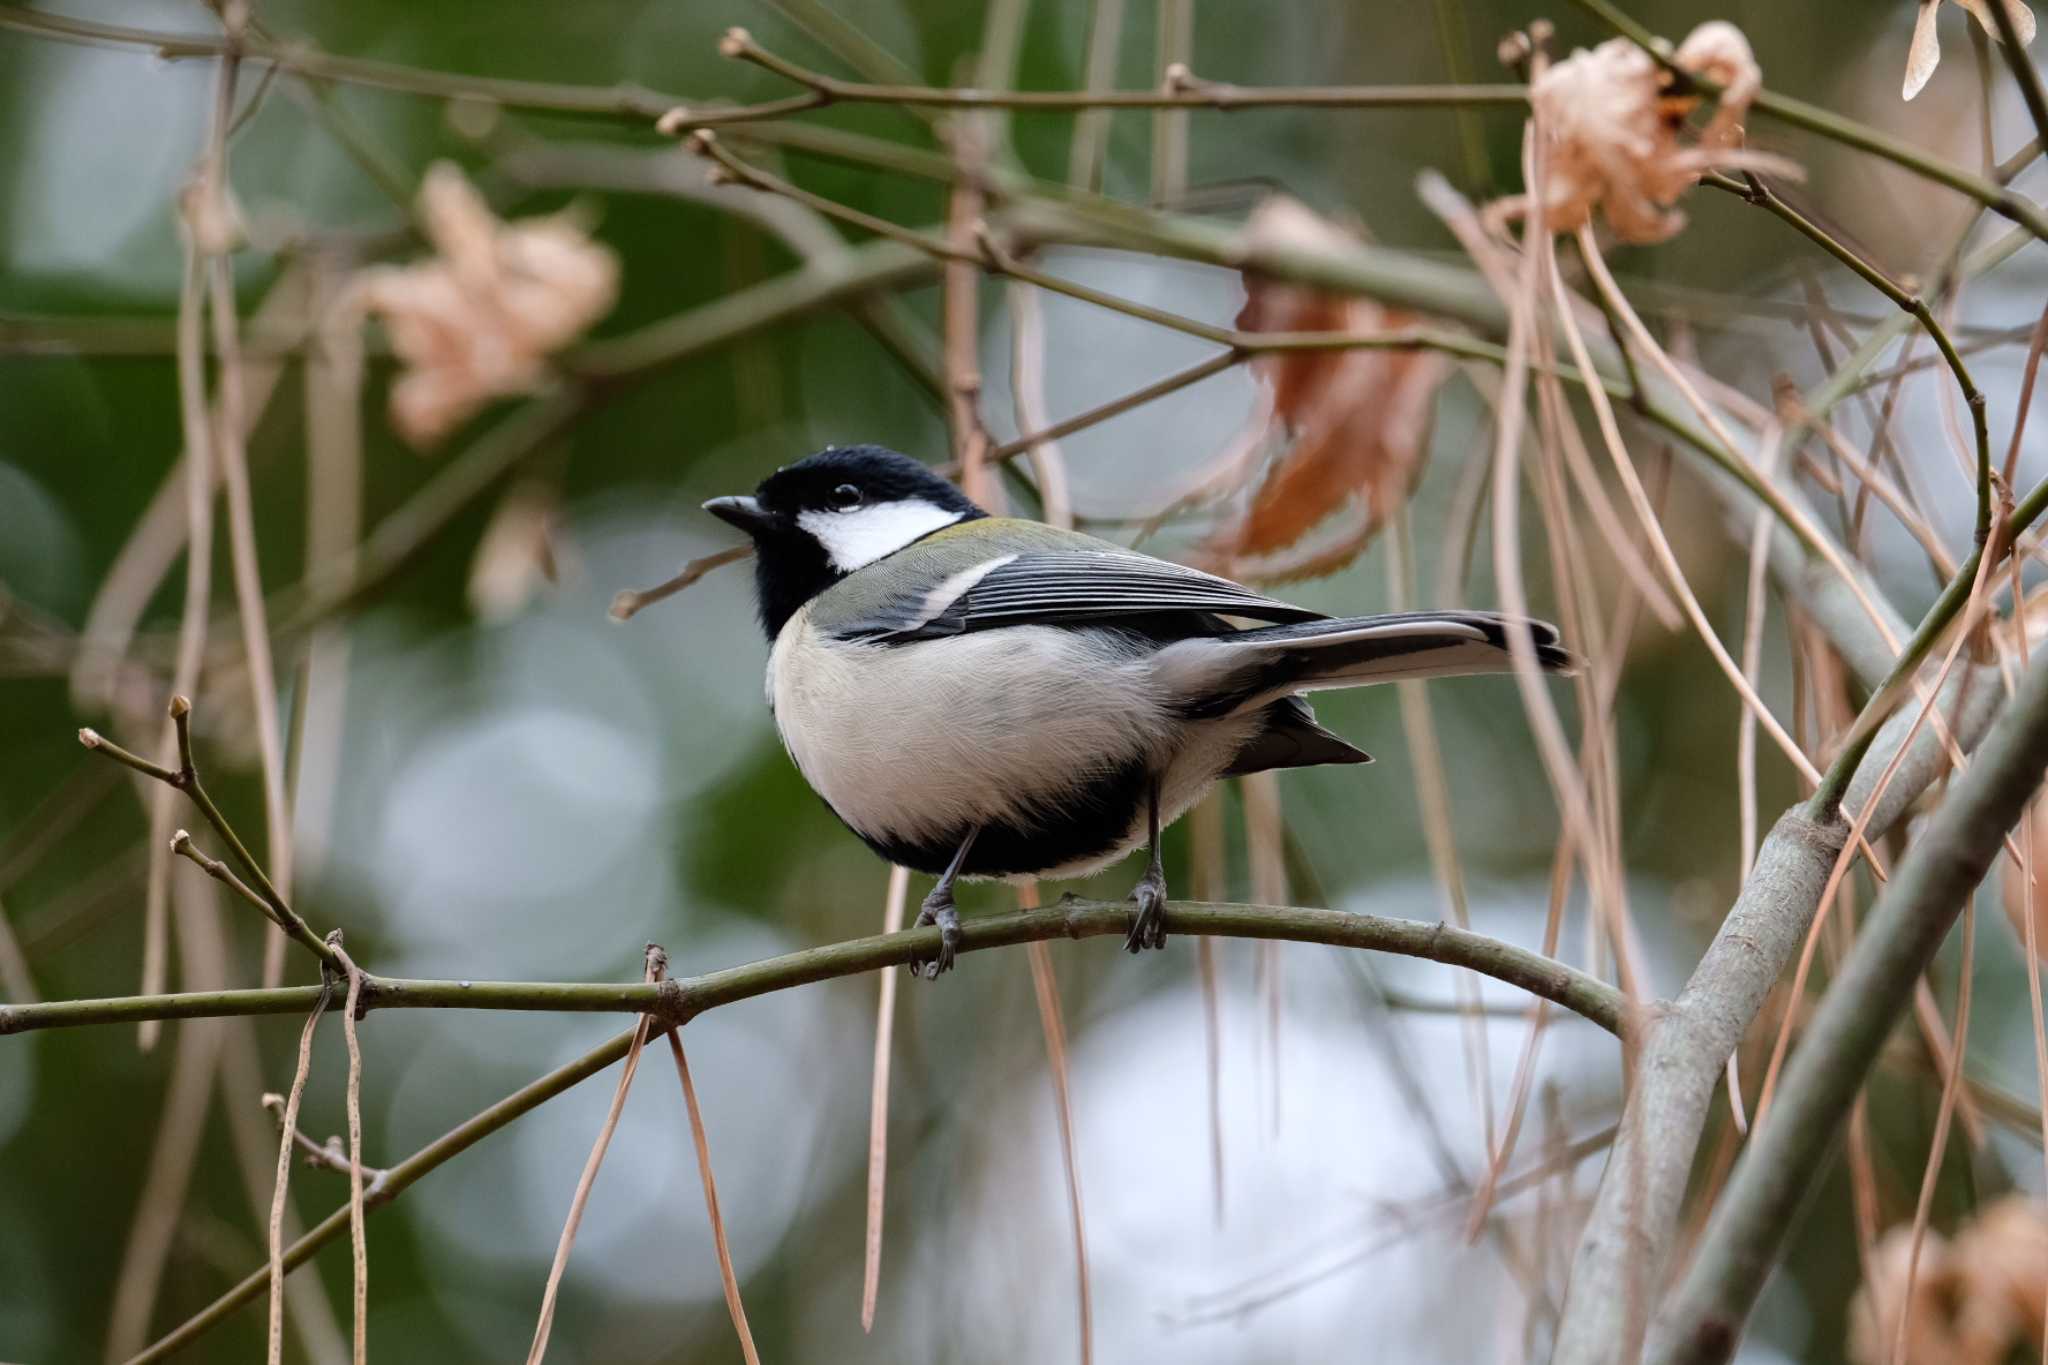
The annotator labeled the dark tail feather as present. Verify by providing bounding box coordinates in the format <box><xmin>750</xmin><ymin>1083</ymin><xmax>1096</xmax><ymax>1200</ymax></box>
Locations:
<box><xmin>1228</xmin><ymin>610</ymin><xmax>1576</xmax><ymax>685</ymax></box>
<box><xmin>1164</xmin><ymin>610</ymin><xmax>1576</xmax><ymax>719</ymax></box>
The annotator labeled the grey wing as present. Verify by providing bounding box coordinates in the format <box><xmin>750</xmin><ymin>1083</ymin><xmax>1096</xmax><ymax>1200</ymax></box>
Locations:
<box><xmin>835</xmin><ymin>550</ymin><xmax>1326</xmax><ymax>642</ymax></box>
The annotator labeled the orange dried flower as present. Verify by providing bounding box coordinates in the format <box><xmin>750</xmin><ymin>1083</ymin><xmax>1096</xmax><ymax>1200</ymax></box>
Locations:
<box><xmin>1524</xmin><ymin>21</ymin><xmax>1791</xmax><ymax>244</ymax></box>
<box><xmin>1905</xmin><ymin>1</ymin><xmax>2038</xmax><ymax>101</ymax></box>
<box><xmin>1848</xmin><ymin>1200</ymin><xmax>2048</xmax><ymax>1365</ymax></box>
<box><xmin>1192</xmin><ymin>198</ymin><xmax>1448</xmax><ymax>583</ymax></box>
<box><xmin>353</xmin><ymin>162</ymin><xmax>618</xmax><ymax>448</ymax></box>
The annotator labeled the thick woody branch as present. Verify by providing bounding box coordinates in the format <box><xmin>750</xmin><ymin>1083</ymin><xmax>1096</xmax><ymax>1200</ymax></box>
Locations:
<box><xmin>1550</xmin><ymin>661</ymin><xmax>2012</xmax><ymax>1361</ymax></box>
<box><xmin>1653</xmin><ymin>651</ymin><xmax>2048</xmax><ymax>1364</ymax></box>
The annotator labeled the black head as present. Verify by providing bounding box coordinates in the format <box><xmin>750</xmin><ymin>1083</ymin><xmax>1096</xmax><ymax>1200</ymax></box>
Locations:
<box><xmin>704</xmin><ymin>445</ymin><xmax>985</xmax><ymax>637</ymax></box>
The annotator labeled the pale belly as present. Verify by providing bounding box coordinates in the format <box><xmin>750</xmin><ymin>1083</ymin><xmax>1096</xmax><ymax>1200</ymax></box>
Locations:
<box><xmin>766</xmin><ymin>611</ymin><xmax>1255</xmax><ymax>879</ymax></box>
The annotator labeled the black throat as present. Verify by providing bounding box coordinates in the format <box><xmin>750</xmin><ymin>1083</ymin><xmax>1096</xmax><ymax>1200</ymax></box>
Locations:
<box><xmin>749</xmin><ymin>525</ymin><xmax>843</xmax><ymax>639</ymax></box>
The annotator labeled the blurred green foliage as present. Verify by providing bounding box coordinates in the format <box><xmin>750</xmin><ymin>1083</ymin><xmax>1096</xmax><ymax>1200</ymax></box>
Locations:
<box><xmin>5</xmin><ymin>2</ymin><xmax>2042</xmax><ymax>1362</ymax></box>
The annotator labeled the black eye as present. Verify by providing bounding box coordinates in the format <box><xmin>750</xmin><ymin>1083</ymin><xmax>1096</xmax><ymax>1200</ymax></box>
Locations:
<box><xmin>829</xmin><ymin>483</ymin><xmax>863</xmax><ymax>511</ymax></box>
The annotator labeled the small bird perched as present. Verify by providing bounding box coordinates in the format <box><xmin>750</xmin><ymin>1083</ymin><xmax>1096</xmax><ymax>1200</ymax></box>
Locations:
<box><xmin>707</xmin><ymin>445</ymin><xmax>1573</xmax><ymax>978</ymax></box>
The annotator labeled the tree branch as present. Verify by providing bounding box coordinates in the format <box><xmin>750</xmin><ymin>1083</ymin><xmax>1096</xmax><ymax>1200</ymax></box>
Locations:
<box><xmin>1652</xmin><ymin>650</ymin><xmax>2048</xmax><ymax>1365</ymax></box>
<box><xmin>1549</xmin><ymin>656</ymin><xmax>2011</xmax><ymax>1363</ymax></box>
<box><xmin>78</xmin><ymin>699</ymin><xmax>337</xmax><ymax>971</ymax></box>
<box><xmin>96</xmin><ymin>899</ymin><xmax>1617</xmax><ymax>1361</ymax></box>
<box><xmin>660</xmin><ymin>24</ymin><xmax>1525</xmax><ymax>129</ymax></box>
<box><xmin>0</xmin><ymin>899</ymin><xmax>1625</xmax><ymax>1038</ymax></box>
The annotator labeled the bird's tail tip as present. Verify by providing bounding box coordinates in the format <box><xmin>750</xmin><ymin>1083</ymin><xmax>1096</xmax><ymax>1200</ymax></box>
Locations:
<box><xmin>1470</xmin><ymin>614</ymin><xmax>1580</xmax><ymax>675</ymax></box>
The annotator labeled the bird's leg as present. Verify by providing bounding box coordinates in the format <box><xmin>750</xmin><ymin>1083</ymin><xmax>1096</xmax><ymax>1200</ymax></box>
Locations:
<box><xmin>910</xmin><ymin>828</ymin><xmax>979</xmax><ymax>979</ymax></box>
<box><xmin>1125</xmin><ymin>777</ymin><xmax>1169</xmax><ymax>953</ymax></box>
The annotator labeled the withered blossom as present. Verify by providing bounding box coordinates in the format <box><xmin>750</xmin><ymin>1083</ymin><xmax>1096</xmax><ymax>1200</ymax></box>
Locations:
<box><xmin>1905</xmin><ymin>0</ymin><xmax>2038</xmax><ymax>101</ymax></box>
<box><xmin>352</xmin><ymin>162</ymin><xmax>619</xmax><ymax>448</ymax></box>
<box><xmin>1848</xmin><ymin>1199</ymin><xmax>2048</xmax><ymax>1365</ymax></box>
<box><xmin>1522</xmin><ymin>21</ymin><xmax>1791</xmax><ymax>244</ymax></box>
<box><xmin>1191</xmin><ymin>197</ymin><xmax>1448</xmax><ymax>583</ymax></box>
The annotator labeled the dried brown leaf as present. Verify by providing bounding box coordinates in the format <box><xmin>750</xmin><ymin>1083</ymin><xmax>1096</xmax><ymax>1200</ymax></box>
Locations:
<box><xmin>1195</xmin><ymin>198</ymin><xmax>1449</xmax><ymax>581</ymax></box>
<box><xmin>1906</xmin><ymin>1</ymin><xmax>2037</xmax><ymax>101</ymax></box>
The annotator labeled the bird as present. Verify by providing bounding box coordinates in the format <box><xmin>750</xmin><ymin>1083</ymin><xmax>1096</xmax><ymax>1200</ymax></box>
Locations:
<box><xmin>704</xmin><ymin>444</ymin><xmax>1575</xmax><ymax>979</ymax></box>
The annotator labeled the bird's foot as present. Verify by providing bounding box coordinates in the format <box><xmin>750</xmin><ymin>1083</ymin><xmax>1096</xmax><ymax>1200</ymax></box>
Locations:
<box><xmin>1124</xmin><ymin>866</ymin><xmax>1168</xmax><ymax>953</ymax></box>
<box><xmin>909</xmin><ymin>895</ymin><xmax>962</xmax><ymax>979</ymax></box>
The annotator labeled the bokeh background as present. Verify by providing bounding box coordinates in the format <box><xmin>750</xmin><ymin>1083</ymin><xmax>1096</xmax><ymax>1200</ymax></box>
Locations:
<box><xmin>5</xmin><ymin>2</ymin><xmax>2048</xmax><ymax>1361</ymax></box>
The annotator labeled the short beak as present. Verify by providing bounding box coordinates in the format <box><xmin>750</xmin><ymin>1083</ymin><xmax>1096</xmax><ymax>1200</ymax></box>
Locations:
<box><xmin>703</xmin><ymin>495</ymin><xmax>776</xmax><ymax>537</ymax></box>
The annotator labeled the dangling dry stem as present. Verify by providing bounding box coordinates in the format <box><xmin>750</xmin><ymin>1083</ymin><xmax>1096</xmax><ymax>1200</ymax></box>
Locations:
<box><xmin>334</xmin><ymin>947</ymin><xmax>369</xmax><ymax>1364</ymax></box>
<box><xmin>666</xmin><ymin>1003</ymin><xmax>761</xmax><ymax>1365</ymax></box>
<box><xmin>1021</xmin><ymin>883</ymin><xmax>1093</xmax><ymax>1365</ymax></box>
<box><xmin>526</xmin><ymin>951</ymin><xmax>658</xmax><ymax>1364</ymax></box>
<box><xmin>269</xmin><ymin>972</ymin><xmax>334</xmax><ymax>1365</ymax></box>
<box><xmin>860</xmin><ymin>864</ymin><xmax>909</xmax><ymax>1332</ymax></box>
<box><xmin>1387</xmin><ymin>513</ymin><xmax>1495</xmax><ymax>1156</ymax></box>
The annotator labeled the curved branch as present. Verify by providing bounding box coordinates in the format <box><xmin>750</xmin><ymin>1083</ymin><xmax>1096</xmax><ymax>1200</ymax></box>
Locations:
<box><xmin>92</xmin><ymin>898</ymin><xmax>1616</xmax><ymax>1362</ymax></box>
<box><xmin>0</xmin><ymin>899</ymin><xmax>1625</xmax><ymax>1038</ymax></box>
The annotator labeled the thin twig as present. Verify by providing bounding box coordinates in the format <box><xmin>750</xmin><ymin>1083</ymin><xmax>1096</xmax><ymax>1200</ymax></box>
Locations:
<box><xmin>608</xmin><ymin>544</ymin><xmax>754</xmax><ymax>621</ymax></box>
<box><xmin>79</xmin><ymin>699</ymin><xmax>338</xmax><ymax>970</ymax></box>
<box><xmin>261</xmin><ymin>1094</ymin><xmax>390</xmax><ymax>1187</ymax></box>
<box><xmin>671</xmin><ymin>24</ymin><xmax>1525</xmax><ymax>129</ymax></box>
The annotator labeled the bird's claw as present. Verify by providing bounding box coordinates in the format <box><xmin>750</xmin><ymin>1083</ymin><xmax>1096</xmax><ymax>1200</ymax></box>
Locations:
<box><xmin>909</xmin><ymin>899</ymin><xmax>962</xmax><ymax>979</ymax></box>
<box><xmin>1124</xmin><ymin>868</ymin><xmax>1168</xmax><ymax>953</ymax></box>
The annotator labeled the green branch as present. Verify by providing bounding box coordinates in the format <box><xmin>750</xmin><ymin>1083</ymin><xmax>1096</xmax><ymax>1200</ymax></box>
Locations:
<box><xmin>0</xmin><ymin>4</ymin><xmax>1526</xmax><ymax>137</ymax></box>
<box><xmin>86</xmin><ymin>899</ymin><xmax>1620</xmax><ymax>1361</ymax></box>
<box><xmin>78</xmin><ymin>700</ymin><xmax>337</xmax><ymax>971</ymax></box>
<box><xmin>0</xmin><ymin>899</ymin><xmax>1626</xmax><ymax>1038</ymax></box>
<box><xmin>666</xmin><ymin>24</ymin><xmax>1526</xmax><ymax>129</ymax></box>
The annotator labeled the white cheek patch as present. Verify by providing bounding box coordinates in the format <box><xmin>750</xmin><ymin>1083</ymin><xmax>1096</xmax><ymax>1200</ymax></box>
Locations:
<box><xmin>797</xmin><ymin>500</ymin><xmax>967</xmax><ymax>571</ymax></box>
